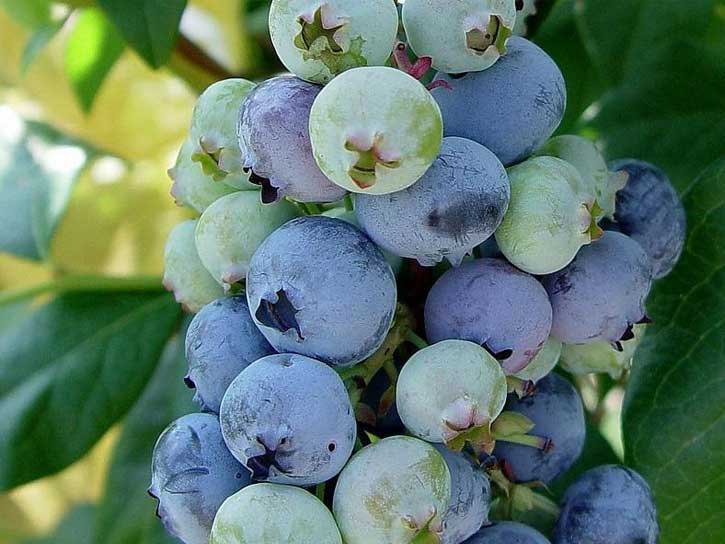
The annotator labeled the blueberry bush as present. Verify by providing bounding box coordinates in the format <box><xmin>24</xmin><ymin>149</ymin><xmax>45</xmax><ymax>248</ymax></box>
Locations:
<box><xmin>0</xmin><ymin>1</ymin><xmax>722</xmax><ymax>543</ymax></box>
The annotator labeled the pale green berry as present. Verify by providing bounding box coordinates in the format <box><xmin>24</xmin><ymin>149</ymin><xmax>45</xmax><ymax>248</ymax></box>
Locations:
<box><xmin>163</xmin><ymin>220</ymin><xmax>225</xmax><ymax>313</ymax></box>
<box><xmin>513</xmin><ymin>337</ymin><xmax>563</xmax><ymax>384</ymax></box>
<box><xmin>268</xmin><ymin>0</ymin><xmax>399</xmax><ymax>84</ymax></box>
<box><xmin>169</xmin><ymin>138</ymin><xmax>239</xmax><ymax>214</ymax></box>
<box><xmin>309</xmin><ymin>66</ymin><xmax>443</xmax><ymax>195</ymax></box>
<box><xmin>537</xmin><ymin>135</ymin><xmax>628</xmax><ymax>219</ymax></box>
<box><xmin>211</xmin><ymin>483</ymin><xmax>342</xmax><ymax>544</ymax></box>
<box><xmin>397</xmin><ymin>340</ymin><xmax>508</xmax><ymax>445</ymax></box>
<box><xmin>402</xmin><ymin>0</ymin><xmax>517</xmax><ymax>74</ymax></box>
<box><xmin>495</xmin><ymin>156</ymin><xmax>596</xmax><ymax>275</ymax></box>
<box><xmin>333</xmin><ymin>436</ymin><xmax>451</xmax><ymax>544</ymax></box>
<box><xmin>189</xmin><ymin>79</ymin><xmax>257</xmax><ymax>189</ymax></box>
<box><xmin>322</xmin><ymin>207</ymin><xmax>403</xmax><ymax>275</ymax></box>
<box><xmin>195</xmin><ymin>192</ymin><xmax>298</xmax><ymax>290</ymax></box>
<box><xmin>560</xmin><ymin>324</ymin><xmax>647</xmax><ymax>379</ymax></box>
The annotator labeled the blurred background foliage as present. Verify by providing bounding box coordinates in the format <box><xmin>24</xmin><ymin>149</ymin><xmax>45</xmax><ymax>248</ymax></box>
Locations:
<box><xmin>0</xmin><ymin>1</ymin><xmax>722</xmax><ymax>543</ymax></box>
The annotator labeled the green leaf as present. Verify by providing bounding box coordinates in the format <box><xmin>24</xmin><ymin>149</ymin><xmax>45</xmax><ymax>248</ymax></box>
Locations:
<box><xmin>0</xmin><ymin>291</ymin><xmax>181</xmax><ymax>491</ymax></box>
<box><xmin>97</xmin><ymin>0</ymin><xmax>187</xmax><ymax>68</ymax></box>
<box><xmin>0</xmin><ymin>0</ymin><xmax>52</xmax><ymax>29</ymax></box>
<box><xmin>94</xmin><ymin>319</ymin><xmax>195</xmax><ymax>544</ymax></box>
<box><xmin>65</xmin><ymin>8</ymin><xmax>125</xmax><ymax>112</ymax></box>
<box><xmin>581</xmin><ymin>0</ymin><xmax>725</xmax><ymax>189</ymax></box>
<box><xmin>0</xmin><ymin>108</ymin><xmax>96</xmax><ymax>261</ymax></box>
<box><xmin>623</xmin><ymin>159</ymin><xmax>725</xmax><ymax>544</ymax></box>
<box><xmin>21</xmin><ymin>17</ymin><xmax>68</xmax><ymax>74</ymax></box>
<box><xmin>534</xmin><ymin>0</ymin><xmax>606</xmax><ymax>132</ymax></box>
<box><xmin>22</xmin><ymin>505</ymin><xmax>95</xmax><ymax>544</ymax></box>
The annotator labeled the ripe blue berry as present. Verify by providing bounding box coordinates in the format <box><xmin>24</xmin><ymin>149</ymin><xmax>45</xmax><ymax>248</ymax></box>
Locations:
<box><xmin>434</xmin><ymin>445</ymin><xmax>492</xmax><ymax>544</ymax></box>
<box><xmin>554</xmin><ymin>465</ymin><xmax>659</xmax><ymax>544</ymax></box>
<box><xmin>467</xmin><ymin>521</ymin><xmax>551</xmax><ymax>543</ymax></box>
<box><xmin>355</xmin><ymin>136</ymin><xmax>510</xmax><ymax>266</ymax></box>
<box><xmin>432</xmin><ymin>37</ymin><xmax>565</xmax><ymax>166</ymax></box>
<box><xmin>322</xmin><ymin>208</ymin><xmax>403</xmax><ymax>275</ymax></box>
<box><xmin>149</xmin><ymin>413</ymin><xmax>250</xmax><ymax>544</ymax></box>
<box><xmin>492</xmin><ymin>374</ymin><xmax>585</xmax><ymax>484</ymax></box>
<box><xmin>425</xmin><ymin>258</ymin><xmax>552</xmax><ymax>375</ymax></box>
<box><xmin>219</xmin><ymin>353</ymin><xmax>356</xmax><ymax>486</ymax></box>
<box><xmin>608</xmin><ymin>159</ymin><xmax>686</xmax><ymax>279</ymax></box>
<box><xmin>238</xmin><ymin>76</ymin><xmax>347</xmax><ymax>203</ymax></box>
<box><xmin>246</xmin><ymin>216</ymin><xmax>397</xmax><ymax>367</ymax></box>
<box><xmin>185</xmin><ymin>296</ymin><xmax>275</xmax><ymax>414</ymax></box>
<box><xmin>542</xmin><ymin>231</ymin><xmax>653</xmax><ymax>345</ymax></box>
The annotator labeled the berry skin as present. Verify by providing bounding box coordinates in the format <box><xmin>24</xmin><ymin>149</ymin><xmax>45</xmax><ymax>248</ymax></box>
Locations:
<box><xmin>559</xmin><ymin>324</ymin><xmax>646</xmax><ymax>379</ymax></box>
<box><xmin>268</xmin><ymin>0</ymin><xmax>399</xmax><ymax>84</ymax></box>
<box><xmin>553</xmin><ymin>465</ymin><xmax>659</xmax><ymax>544</ymax></box>
<box><xmin>189</xmin><ymin>79</ymin><xmax>257</xmax><ymax>189</ymax></box>
<box><xmin>492</xmin><ymin>374</ymin><xmax>585</xmax><ymax>484</ymax></box>
<box><xmin>219</xmin><ymin>353</ymin><xmax>356</xmax><ymax>486</ymax></box>
<box><xmin>608</xmin><ymin>159</ymin><xmax>687</xmax><ymax>279</ymax></box>
<box><xmin>425</xmin><ymin>259</ymin><xmax>553</xmax><ymax>375</ymax></box>
<box><xmin>322</xmin><ymin>208</ymin><xmax>403</xmax><ymax>275</ymax></box>
<box><xmin>238</xmin><ymin>76</ymin><xmax>347</xmax><ymax>204</ymax></box>
<box><xmin>542</xmin><ymin>231</ymin><xmax>653</xmax><ymax>345</ymax></box>
<box><xmin>495</xmin><ymin>156</ymin><xmax>595</xmax><ymax>275</ymax></box>
<box><xmin>355</xmin><ymin>136</ymin><xmax>510</xmax><ymax>266</ymax></box>
<box><xmin>402</xmin><ymin>0</ymin><xmax>517</xmax><ymax>74</ymax></box>
<box><xmin>432</xmin><ymin>36</ymin><xmax>566</xmax><ymax>166</ymax></box>
<box><xmin>184</xmin><ymin>296</ymin><xmax>275</xmax><ymax>414</ymax></box>
<box><xmin>211</xmin><ymin>483</ymin><xmax>342</xmax><ymax>544</ymax></box>
<box><xmin>333</xmin><ymin>436</ymin><xmax>452</xmax><ymax>544</ymax></box>
<box><xmin>163</xmin><ymin>220</ymin><xmax>225</xmax><ymax>313</ymax></box>
<box><xmin>397</xmin><ymin>340</ymin><xmax>508</xmax><ymax>445</ymax></box>
<box><xmin>194</xmin><ymin>192</ymin><xmax>298</xmax><ymax>290</ymax></box>
<box><xmin>512</xmin><ymin>337</ymin><xmax>563</xmax><ymax>385</ymax></box>
<box><xmin>433</xmin><ymin>445</ymin><xmax>492</xmax><ymax>544</ymax></box>
<box><xmin>466</xmin><ymin>521</ymin><xmax>551</xmax><ymax>543</ymax></box>
<box><xmin>169</xmin><ymin>138</ymin><xmax>240</xmax><ymax>214</ymax></box>
<box><xmin>309</xmin><ymin>66</ymin><xmax>443</xmax><ymax>195</ymax></box>
<box><xmin>537</xmin><ymin>135</ymin><xmax>627</xmax><ymax>220</ymax></box>
<box><xmin>246</xmin><ymin>216</ymin><xmax>397</xmax><ymax>367</ymax></box>
<box><xmin>149</xmin><ymin>413</ymin><xmax>250</xmax><ymax>544</ymax></box>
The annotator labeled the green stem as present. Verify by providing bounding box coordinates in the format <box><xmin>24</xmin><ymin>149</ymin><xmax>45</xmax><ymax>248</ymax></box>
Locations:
<box><xmin>383</xmin><ymin>359</ymin><xmax>399</xmax><ymax>384</ymax></box>
<box><xmin>0</xmin><ymin>275</ymin><xmax>163</xmax><ymax>306</ymax></box>
<box><xmin>406</xmin><ymin>331</ymin><xmax>429</xmax><ymax>350</ymax></box>
<box><xmin>529</xmin><ymin>491</ymin><xmax>561</xmax><ymax>518</ymax></box>
<box><xmin>339</xmin><ymin>304</ymin><xmax>414</xmax><ymax>406</ymax></box>
<box><xmin>344</xmin><ymin>194</ymin><xmax>354</xmax><ymax>211</ymax></box>
<box><xmin>306</xmin><ymin>203</ymin><xmax>323</xmax><ymax>215</ymax></box>
<box><xmin>315</xmin><ymin>483</ymin><xmax>326</xmax><ymax>501</ymax></box>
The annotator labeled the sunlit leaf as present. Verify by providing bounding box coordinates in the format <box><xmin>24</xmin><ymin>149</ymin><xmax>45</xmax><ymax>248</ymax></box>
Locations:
<box><xmin>0</xmin><ymin>107</ymin><xmax>96</xmax><ymax>261</ymax></box>
<box><xmin>65</xmin><ymin>8</ymin><xmax>125</xmax><ymax>112</ymax></box>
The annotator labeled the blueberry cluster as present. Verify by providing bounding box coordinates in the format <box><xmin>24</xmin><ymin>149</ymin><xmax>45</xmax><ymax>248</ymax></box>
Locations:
<box><xmin>156</xmin><ymin>1</ymin><xmax>684</xmax><ymax>542</ymax></box>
